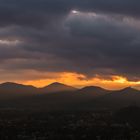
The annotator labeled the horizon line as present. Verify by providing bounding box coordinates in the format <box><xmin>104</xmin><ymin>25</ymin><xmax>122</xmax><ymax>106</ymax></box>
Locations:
<box><xmin>0</xmin><ymin>81</ymin><xmax>136</xmax><ymax>91</ymax></box>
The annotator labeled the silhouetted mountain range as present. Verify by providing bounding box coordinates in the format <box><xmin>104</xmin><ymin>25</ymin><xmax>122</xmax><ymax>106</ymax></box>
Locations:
<box><xmin>90</xmin><ymin>87</ymin><xmax>140</xmax><ymax>109</ymax></box>
<box><xmin>0</xmin><ymin>82</ymin><xmax>140</xmax><ymax>110</ymax></box>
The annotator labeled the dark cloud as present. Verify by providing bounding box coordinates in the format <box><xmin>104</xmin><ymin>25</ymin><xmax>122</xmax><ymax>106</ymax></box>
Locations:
<box><xmin>0</xmin><ymin>0</ymin><xmax>140</xmax><ymax>28</ymax></box>
<box><xmin>0</xmin><ymin>0</ymin><xmax>140</xmax><ymax>81</ymax></box>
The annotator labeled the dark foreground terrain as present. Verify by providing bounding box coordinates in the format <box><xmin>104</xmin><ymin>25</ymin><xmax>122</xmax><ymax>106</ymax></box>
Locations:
<box><xmin>0</xmin><ymin>107</ymin><xmax>140</xmax><ymax>140</ymax></box>
<box><xmin>0</xmin><ymin>83</ymin><xmax>140</xmax><ymax>139</ymax></box>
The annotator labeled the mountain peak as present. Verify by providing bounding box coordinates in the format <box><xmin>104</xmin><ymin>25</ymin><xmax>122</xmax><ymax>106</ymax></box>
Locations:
<box><xmin>0</xmin><ymin>82</ymin><xmax>37</xmax><ymax>95</ymax></box>
<box><xmin>0</xmin><ymin>82</ymin><xmax>25</xmax><ymax>88</ymax></box>
<box><xmin>42</xmin><ymin>82</ymin><xmax>77</xmax><ymax>93</ymax></box>
<box><xmin>0</xmin><ymin>82</ymin><xmax>36</xmax><ymax>88</ymax></box>
<box><xmin>120</xmin><ymin>87</ymin><xmax>138</xmax><ymax>92</ymax></box>
<box><xmin>48</xmin><ymin>82</ymin><xmax>66</xmax><ymax>87</ymax></box>
<box><xmin>81</xmin><ymin>86</ymin><xmax>106</xmax><ymax>91</ymax></box>
<box><xmin>78</xmin><ymin>86</ymin><xmax>110</xmax><ymax>97</ymax></box>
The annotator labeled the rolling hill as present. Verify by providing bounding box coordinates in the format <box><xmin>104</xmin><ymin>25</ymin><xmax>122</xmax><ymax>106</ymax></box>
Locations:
<box><xmin>40</xmin><ymin>82</ymin><xmax>77</xmax><ymax>93</ymax></box>
<box><xmin>0</xmin><ymin>82</ymin><xmax>37</xmax><ymax>99</ymax></box>
<box><xmin>86</xmin><ymin>87</ymin><xmax>140</xmax><ymax>109</ymax></box>
<box><xmin>0</xmin><ymin>82</ymin><xmax>140</xmax><ymax>111</ymax></box>
<box><xmin>78</xmin><ymin>86</ymin><xmax>110</xmax><ymax>98</ymax></box>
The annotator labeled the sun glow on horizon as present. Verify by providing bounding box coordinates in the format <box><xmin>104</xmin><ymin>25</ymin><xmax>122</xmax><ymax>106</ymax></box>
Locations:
<box><xmin>0</xmin><ymin>71</ymin><xmax>140</xmax><ymax>90</ymax></box>
<box><xmin>19</xmin><ymin>72</ymin><xmax>140</xmax><ymax>90</ymax></box>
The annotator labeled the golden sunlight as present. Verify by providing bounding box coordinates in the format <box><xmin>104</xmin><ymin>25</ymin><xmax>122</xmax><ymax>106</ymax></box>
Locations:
<box><xmin>23</xmin><ymin>72</ymin><xmax>140</xmax><ymax>90</ymax></box>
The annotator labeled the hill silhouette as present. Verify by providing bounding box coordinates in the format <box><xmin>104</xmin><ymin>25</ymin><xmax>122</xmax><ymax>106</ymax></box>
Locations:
<box><xmin>78</xmin><ymin>86</ymin><xmax>110</xmax><ymax>98</ymax></box>
<box><xmin>87</xmin><ymin>87</ymin><xmax>140</xmax><ymax>109</ymax></box>
<box><xmin>0</xmin><ymin>82</ymin><xmax>111</xmax><ymax>110</ymax></box>
<box><xmin>40</xmin><ymin>82</ymin><xmax>77</xmax><ymax>93</ymax></box>
<box><xmin>0</xmin><ymin>82</ymin><xmax>37</xmax><ymax>100</ymax></box>
<box><xmin>0</xmin><ymin>82</ymin><xmax>140</xmax><ymax>110</ymax></box>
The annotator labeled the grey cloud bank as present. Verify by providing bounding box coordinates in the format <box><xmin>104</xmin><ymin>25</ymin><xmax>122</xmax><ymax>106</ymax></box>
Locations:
<box><xmin>0</xmin><ymin>0</ymin><xmax>140</xmax><ymax>81</ymax></box>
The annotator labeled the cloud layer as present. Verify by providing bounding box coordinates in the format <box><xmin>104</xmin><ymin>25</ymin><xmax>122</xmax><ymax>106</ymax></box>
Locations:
<box><xmin>0</xmin><ymin>0</ymin><xmax>140</xmax><ymax>85</ymax></box>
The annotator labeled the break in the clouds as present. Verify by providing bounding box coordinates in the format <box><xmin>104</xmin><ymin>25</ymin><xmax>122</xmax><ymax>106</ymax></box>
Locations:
<box><xmin>1</xmin><ymin>0</ymin><xmax>140</xmax><ymax>83</ymax></box>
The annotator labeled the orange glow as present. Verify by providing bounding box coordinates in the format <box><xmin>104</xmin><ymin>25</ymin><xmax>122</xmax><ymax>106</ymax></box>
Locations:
<box><xmin>20</xmin><ymin>72</ymin><xmax>140</xmax><ymax>90</ymax></box>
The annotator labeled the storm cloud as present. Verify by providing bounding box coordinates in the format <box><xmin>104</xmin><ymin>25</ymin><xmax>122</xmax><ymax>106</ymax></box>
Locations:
<box><xmin>0</xmin><ymin>0</ymin><xmax>140</xmax><ymax>82</ymax></box>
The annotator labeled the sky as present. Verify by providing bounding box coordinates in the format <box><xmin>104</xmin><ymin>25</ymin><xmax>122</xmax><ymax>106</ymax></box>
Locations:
<box><xmin>1</xmin><ymin>0</ymin><xmax>140</xmax><ymax>89</ymax></box>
